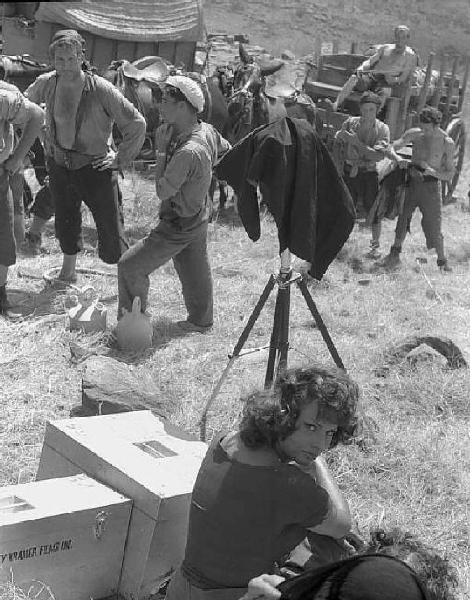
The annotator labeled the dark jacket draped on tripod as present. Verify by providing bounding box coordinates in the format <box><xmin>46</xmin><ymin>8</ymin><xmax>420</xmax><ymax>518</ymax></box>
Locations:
<box><xmin>215</xmin><ymin>117</ymin><xmax>355</xmax><ymax>279</ymax></box>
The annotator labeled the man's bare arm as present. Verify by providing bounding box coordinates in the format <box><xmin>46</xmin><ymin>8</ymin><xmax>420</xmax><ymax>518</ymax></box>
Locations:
<box><xmin>4</xmin><ymin>100</ymin><xmax>44</xmax><ymax>173</ymax></box>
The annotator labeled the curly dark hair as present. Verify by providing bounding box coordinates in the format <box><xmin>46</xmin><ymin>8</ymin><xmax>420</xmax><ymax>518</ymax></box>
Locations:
<box><xmin>419</xmin><ymin>106</ymin><xmax>442</xmax><ymax>125</ymax></box>
<box><xmin>239</xmin><ymin>365</ymin><xmax>359</xmax><ymax>450</ymax></box>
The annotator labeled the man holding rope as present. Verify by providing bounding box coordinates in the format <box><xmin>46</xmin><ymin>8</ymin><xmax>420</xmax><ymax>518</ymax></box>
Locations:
<box><xmin>0</xmin><ymin>87</ymin><xmax>44</xmax><ymax>318</ymax></box>
<box><xmin>25</xmin><ymin>29</ymin><xmax>145</xmax><ymax>283</ymax></box>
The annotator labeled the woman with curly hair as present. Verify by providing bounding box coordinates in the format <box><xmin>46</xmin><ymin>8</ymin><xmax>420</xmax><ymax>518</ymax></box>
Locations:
<box><xmin>165</xmin><ymin>364</ymin><xmax>360</xmax><ymax>600</ymax></box>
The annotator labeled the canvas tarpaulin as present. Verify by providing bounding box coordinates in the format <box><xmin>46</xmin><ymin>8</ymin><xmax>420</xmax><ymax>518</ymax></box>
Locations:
<box><xmin>35</xmin><ymin>0</ymin><xmax>204</xmax><ymax>42</ymax></box>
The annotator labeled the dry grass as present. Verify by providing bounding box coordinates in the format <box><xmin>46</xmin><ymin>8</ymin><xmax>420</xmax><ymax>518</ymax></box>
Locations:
<box><xmin>1</xmin><ymin>166</ymin><xmax>469</xmax><ymax>597</ymax></box>
<box><xmin>2</xmin><ymin>52</ymin><xmax>470</xmax><ymax>600</ymax></box>
<box><xmin>0</xmin><ymin>581</ymin><xmax>54</xmax><ymax>600</ymax></box>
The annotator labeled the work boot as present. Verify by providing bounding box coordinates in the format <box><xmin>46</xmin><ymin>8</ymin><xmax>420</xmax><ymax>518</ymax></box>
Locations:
<box><xmin>0</xmin><ymin>285</ymin><xmax>21</xmax><ymax>320</ymax></box>
<box><xmin>21</xmin><ymin>231</ymin><xmax>42</xmax><ymax>255</ymax></box>
<box><xmin>378</xmin><ymin>245</ymin><xmax>401</xmax><ymax>268</ymax></box>
<box><xmin>437</xmin><ymin>258</ymin><xmax>452</xmax><ymax>273</ymax></box>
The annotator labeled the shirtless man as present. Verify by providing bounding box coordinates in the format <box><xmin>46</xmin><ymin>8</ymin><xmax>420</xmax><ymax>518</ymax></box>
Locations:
<box><xmin>0</xmin><ymin>88</ymin><xmax>44</xmax><ymax>317</ymax></box>
<box><xmin>381</xmin><ymin>106</ymin><xmax>454</xmax><ymax>271</ymax></box>
<box><xmin>332</xmin><ymin>25</ymin><xmax>418</xmax><ymax>112</ymax></box>
<box><xmin>25</xmin><ymin>30</ymin><xmax>146</xmax><ymax>282</ymax></box>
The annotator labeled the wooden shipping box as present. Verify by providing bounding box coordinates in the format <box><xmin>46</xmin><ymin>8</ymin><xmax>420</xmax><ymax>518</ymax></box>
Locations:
<box><xmin>37</xmin><ymin>411</ymin><xmax>208</xmax><ymax>600</ymax></box>
<box><xmin>0</xmin><ymin>474</ymin><xmax>131</xmax><ymax>600</ymax></box>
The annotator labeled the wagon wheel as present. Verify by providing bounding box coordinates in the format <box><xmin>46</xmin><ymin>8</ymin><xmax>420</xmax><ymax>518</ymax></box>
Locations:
<box><xmin>442</xmin><ymin>118</ymin><xmax>466</xmax><ymax>204</ymax></box>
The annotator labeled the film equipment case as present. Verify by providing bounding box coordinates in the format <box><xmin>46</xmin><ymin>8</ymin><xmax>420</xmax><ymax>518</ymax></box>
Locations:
<box><xmin>0</xmin><ymin>474</ymin><xmax>131</xmax><ymax>600</ymax></box>
<box><xmin>36</xmin><ymin>411</ymin><xmax>208</xmax><ymax>599</ymax></box>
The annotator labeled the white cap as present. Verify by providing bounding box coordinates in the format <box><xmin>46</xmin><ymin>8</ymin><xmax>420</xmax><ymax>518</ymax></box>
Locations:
<box><xmin>165</xmin><ymin>75</ymin><xmax>205</xmax><ymax>113</ymax></box>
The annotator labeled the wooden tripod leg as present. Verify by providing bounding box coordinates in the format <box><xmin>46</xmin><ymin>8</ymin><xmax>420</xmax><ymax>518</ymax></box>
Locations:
<box><xmin>296</xmin><ymin>276</ymin><xmax>346</xmax><ymax>370</ymax></box>
<box><xmin>199</xmin><ymin>274</ymin><xmax>276</xmax><ymax>441</ymax></box>
<box><xmin>264</xmin><ymin>281</ymin><xmax>291</xmax><ymax>388</ymax></box>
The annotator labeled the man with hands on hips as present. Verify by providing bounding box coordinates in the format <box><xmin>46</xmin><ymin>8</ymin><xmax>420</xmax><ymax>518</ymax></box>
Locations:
<box><xmin>25</xmin><ymin>29</ymin><xmax>146</xmax><ymax>283</ymax></box>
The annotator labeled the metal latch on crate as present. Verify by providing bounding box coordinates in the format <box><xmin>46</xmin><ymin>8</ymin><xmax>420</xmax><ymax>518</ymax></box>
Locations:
<box><xmin>93</xmin><ymin>510</ymin><xmax>108</xmax><ymax>540</ymax></box>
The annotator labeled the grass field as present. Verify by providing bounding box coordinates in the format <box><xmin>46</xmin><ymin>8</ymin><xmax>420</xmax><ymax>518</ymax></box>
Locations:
<box><xmin>1</xmin><ymin>155</ymin><xmax>469</xmax><ymax>597</ymax></box>
<box><xmin>1</xmin><ymin>9</ymin><xmax>470</xmax><ymax>589</ymax></box>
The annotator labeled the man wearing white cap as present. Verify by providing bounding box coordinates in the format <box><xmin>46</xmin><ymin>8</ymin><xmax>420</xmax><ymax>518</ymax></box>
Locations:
<box><xmin>117</xmin><ymin>75</ymin><xmax>231</xmax><ymax>332</ymax></box>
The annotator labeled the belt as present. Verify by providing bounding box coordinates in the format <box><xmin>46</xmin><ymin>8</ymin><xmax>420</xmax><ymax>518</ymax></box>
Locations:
<box><xmin>51</xmin><ymin>146</ymin><xmax>94</xmax><ymax>170</ymax></box>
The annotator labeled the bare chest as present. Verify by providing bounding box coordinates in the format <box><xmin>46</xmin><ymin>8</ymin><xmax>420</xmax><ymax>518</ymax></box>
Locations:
<box><xmin>412</xmin><ymin>135</ymin><xmax>445</xmax><ymax>167</ymax></box>
<box><xmin>53</xmin><ymin>80</ymin><xmax>85</xmax><ymax>148</ymax></box>
<box><xmin>356</xmin><ymin>122</ymin><xmax>376</xmax><ymax>144</ymax></box>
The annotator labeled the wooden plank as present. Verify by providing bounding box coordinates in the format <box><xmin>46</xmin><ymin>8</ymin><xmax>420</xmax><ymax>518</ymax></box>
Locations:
<box><xmin>0</xmin><ymin>475</ymin><xmax>131</xmax><ymax>600</ymax></box>
<box><xmin>443</xmin><ymin>56</ymin><xmax>459</xmax><ymax>121</ymax></box>
<box><xmin>416</xmin><ymin>52</ymin><xmax>435</xmax><ymax>114</ymax></box>
<box><xmin>175</xmin><ymin>41</ymin><xmax>196</xmax><ymax>70</ymax></box>
<box><xmin>398</xmin><ymin>77</ymin><xmax>413</xmax><ymax>138</ymax></box>
<box><xmin>385</xmin><ymin>96</ymin><xmax>401</xmax><ymax>140</ymax></box>
<box><xmin>457</xmin><ymin>58</ymin><xmax>470</xmax><ymax>113</ymax></box>
<box><xmin>92</xmin><ymin>37</ymin><xmax>115</xmax><ymax>72</ymax></box>
<box><xmin>431</xmin><ymin>54</ymin><xmax>449</xmax><ymax>108</ymax></box>
<box><xmin>135</xmin><ymin>42</ymin><xmax>157</xmax><ymax>60</ymax></box>
<box><xmin>158</xmin><ymin>41</ymin><xmax>177</xmax><ymax>64</ymax></box>
<box><xmin>117</xmin><ymin>40</ymin><xmax>137</xmax><ymax>63</ymax></box>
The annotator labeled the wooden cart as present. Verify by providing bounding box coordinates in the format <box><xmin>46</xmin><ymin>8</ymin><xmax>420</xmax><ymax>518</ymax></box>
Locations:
<box><xmin>304</xmin><ymin>49</ymin><xmax>469</xmax><ymax>203</ymax></box>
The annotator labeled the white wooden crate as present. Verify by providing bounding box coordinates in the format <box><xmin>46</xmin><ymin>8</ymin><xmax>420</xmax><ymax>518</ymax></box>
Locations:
<box><xmin>0</xmin><ymin>474</ymin><xmax>131</xmax><ymax>600</ymax></box>
<box><xmin>37</xmin><ymin>411</ymin><xmax>208</xmax><ymax>599</ymax></box>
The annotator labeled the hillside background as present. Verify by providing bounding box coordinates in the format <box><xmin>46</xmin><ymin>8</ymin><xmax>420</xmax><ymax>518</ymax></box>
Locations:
<box><xmin>203</xmin><ymin>0</ymin><xmax>470</xmax><ymax>59</ymax></box>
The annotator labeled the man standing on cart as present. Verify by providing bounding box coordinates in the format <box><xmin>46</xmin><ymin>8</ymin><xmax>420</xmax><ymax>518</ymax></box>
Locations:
<box><xmin>331</xmin><ymin>25</ymin><xmax>418</xmax><ymax>113</ymax></box>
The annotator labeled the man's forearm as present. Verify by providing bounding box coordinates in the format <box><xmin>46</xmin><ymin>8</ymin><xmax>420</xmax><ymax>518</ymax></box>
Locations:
<box><xmin>115</xmin><ymin>116</ymin><xmax>146</xmax><ymax>168</ymax></box>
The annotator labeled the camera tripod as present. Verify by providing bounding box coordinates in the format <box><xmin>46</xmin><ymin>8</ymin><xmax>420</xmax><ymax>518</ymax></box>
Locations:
<box><xmin>199</xmin><ymin>251</ymin><xmax>345</xmax><ymax>441</ymax></box>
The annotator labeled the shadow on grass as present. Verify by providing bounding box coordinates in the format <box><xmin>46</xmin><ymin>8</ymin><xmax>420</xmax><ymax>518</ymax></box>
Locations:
<box><xmin>8</xmin><ymin>285</ymin><xmax>67</xmax><ymax>317</ymax></box>
<box><xmin>104</xmin><ymin>315</ymin><xmax>209</xmax><ymax>365</ymax></box>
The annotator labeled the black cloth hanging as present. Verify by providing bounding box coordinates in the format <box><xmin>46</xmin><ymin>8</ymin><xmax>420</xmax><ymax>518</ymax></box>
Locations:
<box><xmin>215</xmin><ymin>117</ymin><xmax>355</xmax><ymax>279</ymax></box>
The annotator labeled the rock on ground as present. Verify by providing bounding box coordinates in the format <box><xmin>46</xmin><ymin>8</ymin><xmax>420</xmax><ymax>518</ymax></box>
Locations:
<box><xmin>79</xmin><ymin>355</ymin><xmax>171</xmax><ymax>418</ymax></box>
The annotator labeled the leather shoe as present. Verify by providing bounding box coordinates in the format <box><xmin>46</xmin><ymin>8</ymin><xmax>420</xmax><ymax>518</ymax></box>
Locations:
<box><xmin>176</xmin><ymin>320</ymin><xmax>212</xmax><ymax>333</ymax></box>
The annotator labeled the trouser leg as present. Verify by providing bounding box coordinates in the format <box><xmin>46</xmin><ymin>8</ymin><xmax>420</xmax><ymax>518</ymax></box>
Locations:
<box><xmin>117</xmin><ymin>223</ymin><xmax>190</xmax><ymax>318</ymax></box>
<box><xmin>75</xmin><ymin>166</ymin><xmax>128</xmax><ymax>264</ymax></box>
<box><xmin>48</xmin><ymin>160</ymin><xmax>83</xmax><ymax>256</ymax></box>
<box><xmin>342</xmin><ymin>172</ymin><xmax>359</xmax><ymax>210</ymax></box>
<box><xmin>173</xmin><ymin>223</ymin><xmax>213</xmax><ymax>327</ymax></box>
<box><xmin>10</xmin><ymin>169</ymin><xmax>25</xmax><ymax>245</ymax></box>
<box><xmin>371</xmin><ymin>222</ymin><xmax>381</xmax><ymax>248</ymax></box>
<box><xmin>392</xmin><ymin>182</ymin><xmax>418</xmax><ymax>250</ymax></box>
<box><xmin>0</xmin><ymin>168</ymin><xmax>15</xmax><ymax>269</ymax></box>
<box><xmin>31</xmin><ymin>183</ymin><xmax>55</xmax><ymax>222</ymax></box>
<box><xmin>418</xmin><ymin>181</ymin><xmax>445</xmax><ymax>260</ymax></box>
